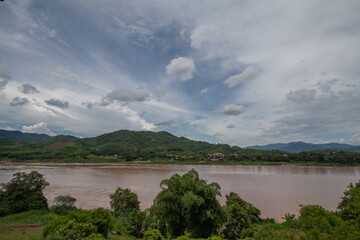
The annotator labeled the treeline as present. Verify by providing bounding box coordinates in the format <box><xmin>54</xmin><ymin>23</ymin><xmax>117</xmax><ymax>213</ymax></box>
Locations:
<box><xmin>1</xmin><ymin>170</ymin><xmax>360</xmax><ymax>239</ymax></box>
<box><xmin>0</xmin><ymin>129</ymin><xmax>360</xmax><ymax>165</ymax></box>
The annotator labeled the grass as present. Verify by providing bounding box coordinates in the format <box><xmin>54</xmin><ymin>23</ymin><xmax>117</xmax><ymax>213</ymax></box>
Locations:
<box><xmin>0</xmin><ymin>210</ymin><xmax>58</xmax><ymax>225</ymax></box>
<box><xmin>0</xmin><ymin>224</ymin><xmax>42</xmax><ymax>240</ymax></box>
<box><xmin>0</xmin><ymin>210</ymin><xmax>58</xmax><ymax>240</ymax></box>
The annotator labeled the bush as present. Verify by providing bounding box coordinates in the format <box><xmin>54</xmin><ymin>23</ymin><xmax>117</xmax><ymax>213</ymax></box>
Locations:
<box><xmin>143</xmin><ymin>229</ymin><xmax>164</xmax><ymax>240</ymax></box>
<box><xmin>42</xmin><ymin>208</ymin><xmax>112</xmax><ymax>240</ymax></box>
<box><xmin>0</xmin><ymin>171</ymin><xmax>49</xmax><ymax>216</ymax></box>
<box><xmin>50</xmin><ymin>195</ymin><xmax>77</xmax><ymax>214</ymax></box>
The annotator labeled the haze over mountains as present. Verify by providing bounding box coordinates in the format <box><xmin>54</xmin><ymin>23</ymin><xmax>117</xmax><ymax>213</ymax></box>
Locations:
<box><xmin>247</xmin><ymin>142</ymin><xmax>360</xmax><ymax>153</ymax></box>
<box><xmin>1</xmin><ymin>129</ymin><xmax>359</xmax><ymax>153</ymax></box>
<box><xmin>0</xmin><ymin>129</ymin><xmax>52</xmax><ymax>143</ymax></box>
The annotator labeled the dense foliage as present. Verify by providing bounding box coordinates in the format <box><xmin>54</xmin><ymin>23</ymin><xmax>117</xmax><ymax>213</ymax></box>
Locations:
<box><xmin>0</xmin><ymin>171</ymin><xmax>49</xmax><ymax>216</ymax></box>
<box><xmin>151</xmin><ymin>169</ymin><xmax>225</xmax><ymax>238</ymax></box>
<box><xmin>110</xmin><ymin>187</ymin><xmax>140</xmax><ymax>217</ymax></box>
<box><xmin>42</xmin><ymin>208</ymin><xmax>112</xmax><ymax>240</ymax></box>
<box><xmin>337</xmin><ymin>180</ymin><xmax>360</xmax><ymax>222</ymax></box>
<box><xmin>222</xmin><ymin>192</ymin><xmax>262</xmax><ymax>239</ymax></box>
<box><xmin>50</xmin><ymin>195</ymin><xmax>77</xmax><ymax>214</ymax></box>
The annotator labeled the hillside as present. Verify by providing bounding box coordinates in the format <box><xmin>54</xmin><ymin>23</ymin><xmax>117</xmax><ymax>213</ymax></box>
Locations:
<box><xmin>0</xmin><ymin>129</ymin><xmax>52</xmax><ymax>142</ymax></box>
<box><xmin>247</xmin><ymin>141</ymin><xmax>360</xmax><ymax>152</ymax></box>
<box><xmin>0</xmin><ymin>129</ymin><xmax>360</xmax><ymax>165</ymax></box>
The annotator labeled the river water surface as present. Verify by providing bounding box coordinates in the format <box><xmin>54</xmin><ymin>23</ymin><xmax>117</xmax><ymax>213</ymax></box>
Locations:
<box><xmin>1</xmin><ymin>163</ymin><xmax>360</xmax><ymax>221</ymax></box>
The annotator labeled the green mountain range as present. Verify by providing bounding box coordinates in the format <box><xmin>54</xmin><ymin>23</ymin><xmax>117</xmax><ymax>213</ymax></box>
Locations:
<box><xmin>0</xmin><ymin>129</ymin><xmax>52</xmax><ymax>142</ymax></box>
<box><xmin>247</xmin><ymin>141</ymin><xmax>360</xmax><ymax>152</ymax></box>
<box><xmin>0</xmin><ymin>129</ymin><xmax>359</xmax><ymax>165</ymax></box>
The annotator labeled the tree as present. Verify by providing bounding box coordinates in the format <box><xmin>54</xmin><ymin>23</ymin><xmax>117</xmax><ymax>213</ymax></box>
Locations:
<box><xmin>42</xmin><ymin>208</ymin><xmax>112</xmax><ymax>240</ymax></box>
<box><xmin>338</xmin><ymin>180</ymin><xmax>360</xmax><ymax>222</ymax></box>
<box><xmin>0</xmin><ymin>171</ymin><xmax>49</xmax><ymax>216</ymax></box>
<box><xmin>151</xmin><ymin>169</ymin><xmax>224</xmax><ymax>238</ymax></box>
<box><xmin>50</xmin><ymin>194</ymin><xmax>77</xmax><ymax>214</ymax></box>
<box><xmin>222</xmin><ymin>192</ymin><xmax>261</xmax><ymax>239</ymax></box>
<box><xmin>143</xmin><ymin>229</ymin><xmax>164</xmax><ymax>240</ymax></box>
<box><xmin>110</xmin><ymin>187</ymin><xmax>140</xmax><ymax>217</ymax></box>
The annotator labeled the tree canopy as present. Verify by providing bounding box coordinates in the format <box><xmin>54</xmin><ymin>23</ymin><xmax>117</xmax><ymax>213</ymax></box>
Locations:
<box><xmin>0</xmin><ymin>171</ymin><xmax>49</xmax><ymax>216</ymax></box>
<box><xmin>151</xmin><ymin>169</ymin><xmax>225</xmax><ymax>238</ymax></box>
<box><xmin>110</xmin><ymin>187</ymin><xmax>140</xmax><ymax>217</ymax></box>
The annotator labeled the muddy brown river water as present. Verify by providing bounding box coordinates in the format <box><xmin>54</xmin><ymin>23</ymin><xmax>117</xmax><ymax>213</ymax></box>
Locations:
<box><xmin>1</xmin><ymin>163</ymin><xmax>360</xmax><ymax>221</ymax></box>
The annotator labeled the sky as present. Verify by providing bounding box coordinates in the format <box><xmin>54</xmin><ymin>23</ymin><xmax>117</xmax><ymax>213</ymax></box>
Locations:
<box><xmin>0</xmin><ymin>0</ymin><xmax>360</xmax><ymax>146</ymax></box>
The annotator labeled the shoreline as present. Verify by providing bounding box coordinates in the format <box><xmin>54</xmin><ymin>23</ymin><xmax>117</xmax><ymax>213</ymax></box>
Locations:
<box><xmin>1</xmin><ymin>160</ymin><xmax>360</xmax><ymax>169</ymax></box>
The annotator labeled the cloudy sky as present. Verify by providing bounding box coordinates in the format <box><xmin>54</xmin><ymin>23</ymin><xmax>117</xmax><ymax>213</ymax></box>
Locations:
<box><xmin>1</xmin><ymin>0</ymin><xmax>360</xmax><ymax>146</ymax></box>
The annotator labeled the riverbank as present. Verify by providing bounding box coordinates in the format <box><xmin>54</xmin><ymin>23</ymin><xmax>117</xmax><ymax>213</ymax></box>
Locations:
<box><xmin>2</xmin><ymin>159</ymin><xmax>360</xmax><ymax>167</ymax></box>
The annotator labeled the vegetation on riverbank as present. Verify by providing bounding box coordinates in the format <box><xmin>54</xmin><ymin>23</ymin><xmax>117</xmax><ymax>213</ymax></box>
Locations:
<box><xmin>1</xmin><ymin>170</ymin><xmax>360</xmax><ymax>239</ymax></box>
<box><xmin>1</xmin><ymin>130</ymin><xmax>360</xmax><ymax>166</ymax></box>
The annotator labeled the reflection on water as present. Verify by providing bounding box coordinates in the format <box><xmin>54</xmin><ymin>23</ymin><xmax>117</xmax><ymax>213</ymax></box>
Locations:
<box><xmin>1</xmin><ymin>163</ymin><xmax>360</xmax><ymax>221</ymax></box>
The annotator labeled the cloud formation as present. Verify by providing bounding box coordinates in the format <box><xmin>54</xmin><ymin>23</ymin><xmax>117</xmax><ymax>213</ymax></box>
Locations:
<box><xmin>200</xmin><ymin>87</ymin><xmax>209</xmax><ymax>94</ymax></box>
<box><xmin>22</xmin><ymin>122</ymin><xmax>55</xmax><ymax>136</ymax></box>
<box><xmin>105</xmin><ymin>87</ymin><xmax>149</xmax><ymax>103</ymax></box>
<box><xmin>219</xmin><ymin>104</ymin><xmax>246</xmax><ymax>116</ymax></box>
<box><xmin>286</xmin><ymin>89</ymin><xmax>317</xmax><ymax>103</ymax></box>
<box><xmin>190</xmin><ymin>25</ymin><xmax>218</xmax><ymax>49</ymax></box>
<box><xmin>1</xmin><ymin>1</ymin><xmax>359</xmax><ymax>145</ymax></box>
<box><xmin>21</xmin><ymin>83</ymin><xmax>39</xmax><ymax>94</ymax></box>
<box><xmin>10</xmin><ymin>97</ymin><xmax>29</xmax><ymax>106</ymax></box>
<box><xmin>0</xmin><ymin>66</ymin><xmax>11</xmax><ymax>91</ymax></box>
<box><xmin>165</xmin><ymin>57</ymin><xmax>195</xmax><ymax>81</ymax></box>
<box><xmin>223</xmin><ymin>66</ymin><xmax>257</xmax><ymax>88</ymax></box>
<box><xmin>45</xmin><ymin>98</ymin><xmax>69</xmax><ymax>109</ymax></box>
<box><xmin>154</xmin><ymin>119</ymin><xmax>174</xmax><ymax>126</ymax></box>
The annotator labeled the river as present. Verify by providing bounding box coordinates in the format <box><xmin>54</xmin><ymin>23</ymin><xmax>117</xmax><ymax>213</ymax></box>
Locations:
<box><xmin>1</xmin><ymin>162</ymin><xmax>359</xmax><ymax>221</ymax></box>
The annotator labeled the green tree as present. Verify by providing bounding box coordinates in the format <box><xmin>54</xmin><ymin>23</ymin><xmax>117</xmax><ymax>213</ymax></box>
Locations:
<box><xmin>222</xmin><ymin>192</ymin><xmax>261</xmax><ymax>239</ymax></box>
<box><xmin>50</xmin><ymin>194</ymin><xmax>77</xmax><ymax>214</ymax></box>
<box><xmin>143</xmin><ymin>229</ymin><xmax>164</xmax><ymax>240</ymax></box>
<box><xmin>151</xmin><ymin>169</ymin><xmax>224</xmax><ymax>238</ymax></box>
<box><xmin>297</xmin><ymin>205</ymin><xmax>358</xmax><ymax>239</ymax></box>
<box><xmin>0</xmin><ymin>171</ymin><xmax>49</xmax><ymax>216</ymax></box>
<box><xmin>337</xmin><ymin>180</ymin><xmax>360</xmax><ymax>222</ymax></box>
<box><xmin>42</xmin><ymin>208</ymin><xmax>112</xmax><ymax>240</ymax></box>
<box><xmin>110</xmin><ymin>187</ymin><xmax>140</xmax><ymax>217</ymax></box>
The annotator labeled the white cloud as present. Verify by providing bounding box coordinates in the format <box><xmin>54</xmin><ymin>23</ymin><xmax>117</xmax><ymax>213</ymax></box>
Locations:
<box><xmin>2</xmin><ymin>127</ymin><xmax>15</xmax><ymax>131</ymax></box>
<box><xmin>200</xmin><ymin>87</ymin><xmax>209</xmax><ymax>94</ymax></box>
<box><xmin>165</xmin><ymin>57</ymin><xmax>195</xmax><ymax>81</ymax></box>
<box><xmin>22</xmin><ymin>122</ymin><xmax>55</xmax><ymax>136</ymax></box>
<box><xmin>223</xmin><ymin>66</ymin><xmax>257</xmax><ymax>88</ymax></box>
<box><xmin>190</xmin><ymin>25</ymin><xmax>218</xmax><ymax>49</ymax></box>
<box><xmin>219</xmin><ymin>104</ymin><xmax>246</xmax><ymax>116</ymax></box>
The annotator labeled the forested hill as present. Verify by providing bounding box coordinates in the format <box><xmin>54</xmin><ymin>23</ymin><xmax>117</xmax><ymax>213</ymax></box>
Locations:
<box><xmin>81</xmin><ymin>130</ymin><xmax>237</xmax><ymax>155</ymax></box>
<box><xmin>0</xmin><ymin>129</ymin><xmax>52</xmax><ymax>142</ymax></box>
<box><xmin>0</xmin><ymin>129</ymin><xmax>241</xmax><ymax>162</ymax></box>
<box><xmin>1</xmin><ymin>129</ymin><xmax>360</xmax><ymax>165</ymax></box>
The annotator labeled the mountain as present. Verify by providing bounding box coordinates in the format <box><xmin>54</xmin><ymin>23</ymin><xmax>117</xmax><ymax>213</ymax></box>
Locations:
<box><xmin>0</xmin><ymin>129</ymin><xmax>52</xmax><ymax>142</ymax></box>
<box><xmin>247</xmin><ymin>141</ymin><xmax>360</xmax><ymax>152</ymax></box>
<box><xmin>1</xmin><ymin>129</ymin><xmax>360</xmax><ymax>165</ymax></box>
<box><xmin>78</xmin><ymin>130</ymin><xmax>239</xmax><ymax>156</ymax></box>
